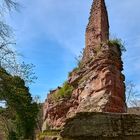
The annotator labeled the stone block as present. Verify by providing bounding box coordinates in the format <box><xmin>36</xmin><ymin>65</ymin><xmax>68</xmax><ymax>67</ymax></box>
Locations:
<box><xmin>60</xmin><ymin>112</ymin><xmax>140</xmax><ymax>140</ymax></box>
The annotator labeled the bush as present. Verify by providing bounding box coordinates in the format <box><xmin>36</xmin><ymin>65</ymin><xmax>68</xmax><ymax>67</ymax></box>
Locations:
<box><xmin>52</xmin><ymin>82</ymin><xmax>74</xmax><ymax>102</ymax></box>
<box><xmin>37</xmin><ymin>130</ymin><xmax>60</xmax><ymax>140</ymax></box>
<box><xmin>107</xmin><ymin>39</ymin><xmax>126</xmax><ymax>53</ymax></box>
<box><xmin>68</xmin><ymin>67</ymin><xmax>79</xmax><ymax>77</ymax></box>
<box><xmin>0</xmin><ymin>68</ymin><xmax>39</xmax><ymax>140</ymax></box>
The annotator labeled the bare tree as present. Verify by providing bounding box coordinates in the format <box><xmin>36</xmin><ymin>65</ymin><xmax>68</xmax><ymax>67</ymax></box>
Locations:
<box><xmin>0</xmin><ymin>0</ymin><xmax>37</xmax><ymax>84</ymax></box>
<box><xmin>0</xmin><ymin>0</ymin><xmax>18</xmax><ymax>41</ymax></box>
<box><xmin>0</xmin><ymin>41</ymin><xmax>37</xmax><ymax>84</ymax></box>
<box><xmin>126</xmin><ymin>81</ymin><xmax>140</xmax><ymax>107</ymax></box>
<box><xmin>1</xmin><ymin>0</ymin><xmax>19</xmax><ymax>12</ymax></box>
<box><xmin>0</xmin><ymin>1</ymin><xmax>37</xmax><ymax>138</ymax></box>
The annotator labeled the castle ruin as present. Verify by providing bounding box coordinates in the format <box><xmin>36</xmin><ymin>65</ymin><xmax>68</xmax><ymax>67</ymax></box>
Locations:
<box><xmin>41</xmin><ymin>0</ymin><xmax>140</xmax><ymax>140</ymax></box>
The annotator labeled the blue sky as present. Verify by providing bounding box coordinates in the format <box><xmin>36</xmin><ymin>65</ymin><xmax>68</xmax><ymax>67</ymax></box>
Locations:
<box><xmin>7</xmin><ymin>0</ymin><xmax>140</xmax><ymax>101</ymax></box>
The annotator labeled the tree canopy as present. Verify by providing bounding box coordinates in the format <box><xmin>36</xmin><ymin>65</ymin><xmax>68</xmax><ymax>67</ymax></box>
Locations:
<box><xmin>0</xmin><ymin>68</ymin><xmax>38</xmax><ymax>139</ymax></box>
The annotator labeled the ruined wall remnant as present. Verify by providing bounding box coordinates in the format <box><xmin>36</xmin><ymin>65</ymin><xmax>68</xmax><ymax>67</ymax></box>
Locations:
<box><xmin>40</xmin><ymin>113</ymin><xmax>140</xmax><ymax>140</ymax></box>
<box><xmin>83</xmin><ymin>0</ymin><xmax>109</xmax><ymax>62</ymax></box>
<box><xmin>60</xmin><ymin>112</ymin><xmax>140</xmax><ymax>140</ymax></box>
<box><xmin>42</xmin><ymin>0</ymin><xmax>126</xmax><ymax>131</ymax></box>
<box><xmin>39</xmin><ymin>0</ymin><xmax>140</xmax><ymax>140</ymax></box>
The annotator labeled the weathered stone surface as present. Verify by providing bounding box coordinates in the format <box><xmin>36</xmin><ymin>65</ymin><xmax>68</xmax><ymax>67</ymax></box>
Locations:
<box><xmin>61</xmin><ymin>112</ymin><xmax>140</xmax><ymax>140</ymax></box>
<box><xmin>42</xmin><ymin>0</ymin><xmax>126</xmax><ymax>130</ymax></box>
<box><xmin>83</xmin><ymin>0</ymin><xmax>109</xmax><ymax>62</ymax></box>
<box><xmin>43</xmin><ymin>43</ymin><xmax>126</xmax><ymax>129</ymax></box>
<box><xmin>41</xmin><ymin>113</ymin><xmax>140</xmax><ymax>140</ymax></box>
<box><xmin>44</xmin><ymin>137</ymin><xmax>57</xmax><ymax>140</ymax></box>
<box><xmin>42</xmin><ymin>135</ymin><xmax>140</xmax><ymax>140</ymax></box>
<box><xmin>43</xmin><ymin>95</ymin><xmax>78</xmax><ymax>129</ymax></box>
<box><xmin>128</xmin><ymin>107</ymin><xmax>140</xmax><ymax>115</ymax></box>
<box><xmin>70</xmin><ymin>45</ymin><xmax>126</xmax><ymax>114</ymax></box>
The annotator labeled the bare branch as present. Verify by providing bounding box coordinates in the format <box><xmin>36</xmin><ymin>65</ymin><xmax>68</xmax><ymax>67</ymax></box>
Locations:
<box><xmin>0</xmin><ymin>21</ymin><xmax>12</xmax><ymax>41</ymax></box>
<box><xmin>126</xmin><ymin>81</ymin><xmax>140</xmax><ymax>107</ymax></box>
<box><xmin>3</xmin><ymin>0</ymin><xmax>19</xmax><ymax>11</ymax></box>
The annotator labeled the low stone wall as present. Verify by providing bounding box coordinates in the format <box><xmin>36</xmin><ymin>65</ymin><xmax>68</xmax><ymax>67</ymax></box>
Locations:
<box><xmin>60</xmin><ymin>112</ymin><xmax>140</xmax><ymax>140</ymax></box>
<box><xmin>59</xmin><ymin>136</ymin><xmax>140</xmax><ymax>140</ymax></box>
<box><xmin>40</xmin><ymin>112</ymin><xmax>140</xmax><ymax>140</ymax></box>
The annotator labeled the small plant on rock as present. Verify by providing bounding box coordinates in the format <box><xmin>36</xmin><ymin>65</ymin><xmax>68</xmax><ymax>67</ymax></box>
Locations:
<box><xmin>107</xmin><ymin>38</ymin><xmax>126</xmax><ymax>54</ymax></box>
<box><xmin>52</xmin><ymin>82</ymin><xmax>74</xmax><ymax>102</ymax></box>
<box><xmin>68</xmin><ymin>49</ymin><xmax>85</xmax><ymax>77</ymax></box>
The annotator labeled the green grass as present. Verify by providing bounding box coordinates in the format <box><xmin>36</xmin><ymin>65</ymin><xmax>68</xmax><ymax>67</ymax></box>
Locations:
<box><xmin>52</xmin><ymin>82</ymin><xmax>74</xmax><ymax>102</ymax></box>
<box><xmin>37</xmin><ymin>130</ymin><xmax>60</xmax><ymax>140</ymax></box>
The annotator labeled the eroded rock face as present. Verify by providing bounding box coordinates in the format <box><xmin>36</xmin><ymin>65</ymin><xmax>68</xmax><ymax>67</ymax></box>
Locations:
<box><xmin>42</xmin><ymin>88</ymin><xmax>79</xmax><ymax>130</ymax></box>
<box><xmin>69</xmin><ymin>44</ymin><xmax>126</xmax><ymax>114</ymax></box>
<box><xmin>83</xmin><ymin>0</ymin><xmax>109</xmax><ymax>63</ymax></box>
<box><xmin>43</xmin><ymin>44</ymin><xmax>126</xmax><ymax>129</ymax></box>
<box><xmin>42</xmin><ymin>0</ymin><xmax>126</xmax><ymax>130</ymax></box>
<box><xmin>43</xmin><ymin>97</ymin><xmax>78</xmax><ymax>129</ymax></box>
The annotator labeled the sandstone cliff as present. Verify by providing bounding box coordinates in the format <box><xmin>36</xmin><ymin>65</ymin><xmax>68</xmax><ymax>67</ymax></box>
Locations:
<box><xmin>43</xmin><ymin>41</ymin><xmax>126</xmax><ymax>130</ymax></box>
<box><xmin>42</xmin><ymin>0</ymin><xmax>126</xmax><ymax>131</ymax></box>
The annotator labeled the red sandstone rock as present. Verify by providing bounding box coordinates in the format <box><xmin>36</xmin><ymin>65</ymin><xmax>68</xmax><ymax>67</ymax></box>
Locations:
<box><xmin>83</xmin><ymin>0</ymin><xmax>109</xmax><ymax>63</ymax></box>
<box><xmin>42</xmin><ymin>0</ymin><xmax>126</xmax><ymax>130</ymax></box>
<box><xmin>43</xmin><ymin>44</ymin><xmax>126</xmax><ymax>129</ymax></box>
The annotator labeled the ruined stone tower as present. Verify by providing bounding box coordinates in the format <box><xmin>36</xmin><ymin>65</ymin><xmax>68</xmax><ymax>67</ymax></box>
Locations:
<box><xmin>43</xmin><ymin>0</ymin><xmax>127</xmax><ymax>131</ymax></box>
<box><xmin>83</xmin><ymin>0</ymin><xmax>109</xmax><ymax>62</ymax></box>
<box><xmin>40</xmin><ymin>1</ymin><xmax>140</xmax><ymax>139</ymax></box>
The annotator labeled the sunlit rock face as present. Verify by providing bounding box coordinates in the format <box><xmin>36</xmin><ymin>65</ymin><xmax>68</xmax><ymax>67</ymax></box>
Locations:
<box><xmin>68</xmin><ymin>44</ymin><xmax>126</xmax><ymax>114</ymax></box>
<box><xmin>42</xmin><ymin>0</ymin><xmax>126</xmax><ymax>130</ymax></box>
<box><xmin>83</xmin><ymin>0</ymin><xmax>109</xmax><ymax>63</ymax></box>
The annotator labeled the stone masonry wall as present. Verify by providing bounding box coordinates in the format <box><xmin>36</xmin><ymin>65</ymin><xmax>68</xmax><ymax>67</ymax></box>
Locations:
<box><xmin>83</xmin><ymin>0</ymin><xmax>109</xmax><ymax>62</ymax></box>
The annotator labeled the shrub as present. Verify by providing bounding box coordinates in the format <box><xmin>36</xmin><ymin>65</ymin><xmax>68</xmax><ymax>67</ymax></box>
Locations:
<box><xmin>107</xmin><ymin>39</ymin><xmax>126</xmax><ymax>53</ymax></box>
<box><xmin>52</xmin><ymin>82</ymin><xmax>74</xmax><ymax>102</ymax></box>
<box><xmin>68</xmin><ymin>49</ymin><xmax>85</xmax><ymax>77</ymax></box>
<box><xmin>0</xmin><ymin>68</ymin><xmax>39</xmax><ymax>140</ymax></box>
<box><xmin>68</xmin><ymin>67</ymin><xmax>79</xmax><ymax>77</ymax></box>
<box><xmin>37</xmin><ymin>130</ymin><xmax>60</xmax><ymax>140</ymax></box>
